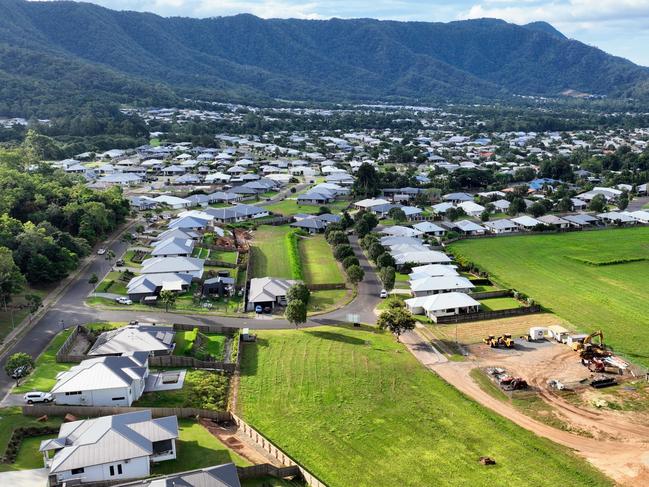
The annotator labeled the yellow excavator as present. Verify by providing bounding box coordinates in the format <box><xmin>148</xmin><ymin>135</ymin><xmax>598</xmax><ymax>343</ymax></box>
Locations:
<box><xmin>498</xmin><ymin>333</ymin><xmax>515</xmax><ymax>349</ymax></box>
<box><xmin>574</xmin><ymin>330</ymin><xmax>609</xmax><ymax>359</ymax></box>
<box><xmin>483</xmin><ymin>335</ymin><xmax>498</xmax><ymax>348</ymax></box>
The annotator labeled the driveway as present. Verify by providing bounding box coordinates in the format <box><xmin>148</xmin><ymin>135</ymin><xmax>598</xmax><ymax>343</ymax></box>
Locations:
<box><xmin>0</xmin><ymin>468</ymin><xmax>49</xmax><ymax>486</ymax></box>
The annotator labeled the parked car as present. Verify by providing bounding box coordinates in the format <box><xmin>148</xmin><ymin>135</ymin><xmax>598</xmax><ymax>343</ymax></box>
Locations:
<box><xmin>379</xmin><ymin>289</ymin><xmax>388</xmax><ymax>298</ymax></box>
<box><xmin>24</xmin><ymin>391</ymin><xmax>53</xmax><ymax>404</ymax></box>
<box><xmin>115</xmin><ymin>297</ymin><xmax>133</xmax><ymax>305</ymax></box>
<box><xmin>97</xmin><ymin>248</ymin><xmax>106</xmax><ymax>255</ymax></box>
<box><xmin>11</xmin><ymin>365</ymin><xmax>31</xmax><ymax>380</ymax></box>
<box><xmin>115</xmin><ymin>259</ymin><xmax>125</xmax><ymax>267</ymax></box>
<box><xmin>255</xmin><ymin>305</ymin><xmax>263</xmax><ymax>314</ymax></box>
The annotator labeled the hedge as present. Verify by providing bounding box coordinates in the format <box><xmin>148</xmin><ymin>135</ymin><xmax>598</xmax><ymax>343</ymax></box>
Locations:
<box><xmin>286</xmin><ymin>230</ymin><xmax>304</xmax><ymax>280</ymax></box>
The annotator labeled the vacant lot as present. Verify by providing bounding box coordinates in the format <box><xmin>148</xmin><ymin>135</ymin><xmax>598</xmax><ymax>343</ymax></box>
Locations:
<box><xmin>249</xmin><ymin>226</ymin><xmax>294</xmax><ymax>279</ymax></box>
<box><xmin>238</xmin><ymin>326</ymin><xmax>611</xmax><ymax>487</ymax></box>
<box><xmin>299</xmin><ymin>236</ymin><xmax>345</xmax><ymax>285</ymax></box>
<box><xmin>450</xmin><ymin>228</ymin><xmax>649</xmax><ymax>365</ymax></box>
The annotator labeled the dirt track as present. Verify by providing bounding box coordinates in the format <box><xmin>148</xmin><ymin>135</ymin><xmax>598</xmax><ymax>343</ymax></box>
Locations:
<box><xmin>433</xmin><ymin>359</ymin><xmax>649</xmax><ymax>486</ymax></box>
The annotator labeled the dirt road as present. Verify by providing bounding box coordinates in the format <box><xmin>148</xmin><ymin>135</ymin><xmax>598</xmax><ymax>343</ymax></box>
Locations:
<box><xmin>433</xmin><ymin>360</ymin><xmax>649</xmax><ymax>486</ymax></box>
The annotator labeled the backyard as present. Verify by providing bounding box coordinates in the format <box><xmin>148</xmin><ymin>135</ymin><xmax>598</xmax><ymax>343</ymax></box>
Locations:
<box><xmin>249</xmin><ymin>225</ymin><xmax>296</xmax><ymax>279</ymax></box>
<box><xmin>299</xmin><ymin>236</ymin><xmax>345</xmax><ymax>285</ymax></box>
<box><xmin>449</xmin><ymin>227</ymin><xmax>649</xmax><ymax>365</ymax></box>
<box><xmin>237</xmin><ymin>326</ymin><xmax>612</xmax><ymax>487</ymax></box>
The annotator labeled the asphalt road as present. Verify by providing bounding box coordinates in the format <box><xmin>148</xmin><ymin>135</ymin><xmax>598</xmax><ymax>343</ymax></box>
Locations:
<box><xmin>628</xmin><ymin>195</ymin><xmax>649</xmax><ymax>211</ymax></box>
<box><xmin>0</xmin><ymin>223</ymin><xmax>380</xmax><ymax>400</ymax></box>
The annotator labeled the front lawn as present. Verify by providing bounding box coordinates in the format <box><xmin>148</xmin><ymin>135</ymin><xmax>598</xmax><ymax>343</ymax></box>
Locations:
<box><xmin>299</xmin><ymin>236</ymin><xmax>345</xmax><ymax>285</ymax></box>
<box><xmin>307</xmin><ymin>289</ymin><xmax>349</xmax><ymax>314</ymax></box>
<box><xmin>151</xmin><ymin>419</ymin><xmax>249</xmax><ymax>475</ymax></box>
<box><xmin>96</xmin><ymin>271</ymin><xmax>129</xmax><ymax>295</ymax></box>
<box><xmin>450</xmin><ymin>227</ymin><xmax>649</xmax><ymax>365</ymax></box>
<box><xmin>238</xmin><ymin>326</ymin><xmax>612</xmax><ymax>487</ymax></box>
<box><xmin>14</xmin><ymin>329</ymin><xmax>73</xmax><ymax>393</ymax></box>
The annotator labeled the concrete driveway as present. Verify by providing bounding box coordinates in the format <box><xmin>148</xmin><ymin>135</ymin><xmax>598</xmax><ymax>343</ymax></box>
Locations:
<box><xmin>0</xmin><ymin>468</ymin><xmax>49</xmax><ymax>486</ymax></box>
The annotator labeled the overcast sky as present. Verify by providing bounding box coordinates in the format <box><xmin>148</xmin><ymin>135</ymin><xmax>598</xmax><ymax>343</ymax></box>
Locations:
<box><xmin>58</xmin><ymin>0</ymin><xmax>649</xmax><ymax>66</ymax></box>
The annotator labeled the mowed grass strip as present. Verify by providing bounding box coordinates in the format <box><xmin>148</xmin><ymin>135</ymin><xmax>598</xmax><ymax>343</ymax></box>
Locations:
<box><xmin>249</xmin><ymin>226</ymin><xmax>294</xmax><ymax>279</ymax></box>
<box><xmin>299</xmin><ymin>236</ymin><xmax>344</xmax><ymax>285</ymax></box>
<box><xmin>238</xmin><ymin>326</ymin><xmax>611</xmax><ymax>487</ymax></box>
<box><xmin>450</xmin><ymin>227</ymin><xmax>649</xmax><ymax>365</ymax></box>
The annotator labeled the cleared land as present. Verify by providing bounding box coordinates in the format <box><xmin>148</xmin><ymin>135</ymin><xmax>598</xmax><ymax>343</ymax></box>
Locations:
<box><xmin>299</xmin><ymin>236</ymin><xmax>345</xmax><ymax>285</ymax></box>
<box><xmin>450</xmin><ymin>228</ymin><xmax>649</xmax><ymax>365</ymax></box>
<box><xmin>238</xmin><ymin>326</ymin><xmax>611</xmax><ymax>487</ymax></box>
<box><xmin>249</xmin><ymin>226</ymin><xmax>294</xmax><ymax>279</ymax></box>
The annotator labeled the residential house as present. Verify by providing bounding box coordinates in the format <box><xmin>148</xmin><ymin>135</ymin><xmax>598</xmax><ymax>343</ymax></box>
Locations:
<box><xmin>457</xmin><ymin>201</ymin><xmax>485</xmax><ymax>217</ymax></box>
<box><xmin>40</xmin><ymin>411</ymin><xmax>179</xmax><ymax>485</ymax></box>
<box><xmin>409</xmin><ymin>275</ymin><xmax>475</xmax><ymax>297</ymax></box>
<box><xmin>51</xmin><ymin>353</ymin><xmax>149</xmax><ymax>407</ymax></box>
<box><xmin>247</xmin><ymin>277</ymin><xmax>298</xmax><ymax>311</ymax></box>
<box><xmin>537</xmin><ymin>215</ymin><xmax>571</xmax><ymax>228</ymax></box>
<box><xmin>206</xmin><ymin>205</ymin><xmax>269</xmax><ymax>223</ymax></box>
<box><xmin>127</xmin><ymin>273</ymin><xmax>193</xmax><ymax>302</ymax></box>
<box><xmin>140</xmin><ymin>257</ymin><xmax>204</xmax><ymax>279</ymax></box>
<box><xmin>115</xmin><ymin>463</ymin><xmax>241</xmax><ymax>487</ymax></box>
<box><xmin>404</xmin><ymin>292</ymin><xmax>481</xmax><ymax>322</ymax></box>
<box><xmin>412</xmin><ymin>221</ymin><xmax>445</xmax><ymax>237</ymax></box>
<box><xmin>152</xmin><ymin>195</ymin><xmax>192</xmax><ymax>209</ymax></box>
<box><xmin>510</xmin><ymin>215</ymin><xmax>543</xmax><ymax>230</ymax></box>
<box><xmin>484</xmin><ymin>219</ymin><xmax>517</xmax><ymax>234</ymax></box>
<box><xmin>451</xmin><ymin>220</ymin><xmax>486</xmax><ymax>236</ymax></box>
<box><xmin>88</xmin><ymin>324</ymin><xmax>175</xmax><ymax>356</ymax></box>
<box><xmin>151</xmin><ymin>237</ymin><xmax>195</xmax><ymax>257</ymax></box>
<box><xmin>442</xmin><ymin>192</ymin><xmax>474</xmax><ymax>203</ymax></box>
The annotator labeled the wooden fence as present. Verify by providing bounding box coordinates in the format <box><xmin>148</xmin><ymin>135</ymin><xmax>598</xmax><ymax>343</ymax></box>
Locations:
<box><xmin>237</xmin><ymin>464</ymin><xmax>301</xmax><ymax>480</ymax></box>
<box><xmin>56</xmin><ymin>325</ymin><xmax>90</xmax><ymax>363</ymax></box>
<box><xmin>173</xmin><ymin>322</ymin><xmax>237</xmax><ymax>335</ymax></box>
<box><xmin>306</xmin><ymin>283</ymin><xmax>347</xmax><ymax>291</ymax></box>
<box><xmin>435</xmin><ymin>305</ymin><xmax>541</xmax><ymax>324</ymax></box>
<box><xmin>22</xmin><ymin>405</ymin><xmax>231</xmax><ymax>421</ymax></box>
<box><xmin>148</xmin><ymin>354</ymin><xmax>236</xmax><ymax>373</ymax></box>
<box><xmin>231</xmin><ymin>412</ymin><xmax>329</xmax><ymax>487</ymax></box>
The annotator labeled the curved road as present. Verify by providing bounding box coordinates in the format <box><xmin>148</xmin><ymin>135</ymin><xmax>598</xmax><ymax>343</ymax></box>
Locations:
<box><xmin>0</xmin><ymin>228</ymin><xmax>380</xmax><ymax>400</ymax></box>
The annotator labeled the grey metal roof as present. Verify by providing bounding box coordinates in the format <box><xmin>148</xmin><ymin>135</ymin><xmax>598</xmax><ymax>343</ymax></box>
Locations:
<box><xmin>88</xmin><ymin>325</ymin><xmax>175</xmax><ymax>356</ymax></box>
<box><xmin>116</xmin><ymin>463</ymin><xmax>241</xmax><ymax>487</ymax></box>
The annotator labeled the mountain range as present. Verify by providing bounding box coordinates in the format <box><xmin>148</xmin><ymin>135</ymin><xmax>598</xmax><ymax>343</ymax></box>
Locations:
<box><xmin>1</xmin><ymin>0</ymin><xmax>649</xmax><ymax>117</ymax></box>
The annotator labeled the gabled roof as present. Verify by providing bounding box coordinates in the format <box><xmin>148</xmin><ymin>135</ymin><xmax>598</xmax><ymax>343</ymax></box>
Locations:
<box><xmin>248</xmin><ymin>277</ymin><xmax>297</xmax><ymax>303</ymax></box>
<box><xmin>151</xmin><ymin>237</ymin><xmax>195</xmax><ymax>256</ymax></box>
<box><xmin>410</xmin><ymin>275</ymin><xmax>474</xmax><ymax>292</ymax></box>
<box><xmin>381</xmin><ymin>226</ymin><xmax>423</xmax><ymax>238</ymax></box>
<box><xmin>42</xmin><ymin>411</ymin><xmax>178</xmax><ymax>474</ymax></box>
<box><xmin>141</xmin><ymin>256</ymin><xmax>204</xmax><ymax>275</ymax></box>
<box><xmin>88</xmin><ymin>325</ymin><xmax>175</xmax><ymax>356</ymax></box>
<box><xmin>412</xmin><ymin>221</ymin><xmax>445</xmax><ymax>233</ymax></box>
<box><xmin>405</xmin><ymin>292</ymin><xmax>480</xmax><ymax>312</ymax></box>
<box><xmin>122</xmin><ymin>463</ymin><xmax>242</xmax><ymax>487</ymax></box>
<box><xmin>168</xmin><ymin>215</ymin><xmax>211</xmax><ymax>230</ymax></box>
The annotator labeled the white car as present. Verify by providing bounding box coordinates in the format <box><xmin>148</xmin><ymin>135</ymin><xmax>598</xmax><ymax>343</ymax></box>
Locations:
<box><xmin>379</xmin><ymin>289</ymin><xmax>388</xmax><ymax>298</ymax></box>
<box><xmin>115</xmin><ymin>297</ymin><xmax>133</xmax><ymax>305</ymax></box>
<box><xmin>24</xmin><ymin>391</ymin><xmax>53</xmax><ymax>404</ymax></box>
<box><xmin>97</xmin><ymin>248</ymin><xmax>107</xmax><ymax>255</ymax></box>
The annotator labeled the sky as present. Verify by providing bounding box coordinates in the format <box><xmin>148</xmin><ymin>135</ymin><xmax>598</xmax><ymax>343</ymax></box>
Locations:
<box><xmin>54</xmin><ymin>0</ymin><xmax>649</xmax><ymax>66</ymax></box>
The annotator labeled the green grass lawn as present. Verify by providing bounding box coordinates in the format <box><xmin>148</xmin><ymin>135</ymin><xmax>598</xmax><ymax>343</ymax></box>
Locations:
<box><xmin>210</xmin><ymin>250</ymin><xmax>238</xmax><ymax>264</ymax></box>
<box><xmin>0</xmin><ymin>408</ymin><xmax>63</xmax><ymax>472</ymax></box>
<box><xmin>14</xmin><ymin>329</ymin><xmax>73</xmax><ymax>393</ymax></box>
<box><xmin>265</xmin><ymin>200</ymin><xmax>349</xmax><ymax>216</ymax></box>
<box><xmin>238</xmin><ymin>327</ymin><xmax>611</xmax><ymax>487</ymax></box>
<box><xmin>200</xmin><ymin>333</ymin><xmax>228</xmax><ymax>360</ymax></box>
<box><xmin>249</xmin><ymin>226</ymin><xmax>294</xmax><ymax>279</ymax></box>
<box><xmin>450</xmin><ymin>227</ymin><xmax>649</xmax><ymax>365</ymax></box>
<box><xmin>174</xmin><ymin>329</ymin><xmax>199</xmax><ymax>356</ymax></box>
<box><xmin>123</xmin><ymin>249</ymin><xmax>145</xmax><ymax>268</ymax></box>
<box><xmin>479</xmin><ymin>297</ymin><xmax>523</xmax><ymax>311</ymax></box>
<box><xmin>307</xmin><ymin>289</ymin><xmax>349</xmax><ymax>314</ymax></box>
<box><xmin>299</xmin><ymin>236</ymin><xmax>345</xmax><ymax>285</ymax></box>
<box><xmin>152</xmin><ymin>420</ymin><xmax>249</xmax><ymax>475</ymax></box>
<box><xmin>96</xmin><ymin>271</ymin><xmax>128</xmax><ymax>295</ymax></box>
<box><xmin>136</xmin><ymin>370</ymin><xmax>229</xmax><ymax>411</ymax></box>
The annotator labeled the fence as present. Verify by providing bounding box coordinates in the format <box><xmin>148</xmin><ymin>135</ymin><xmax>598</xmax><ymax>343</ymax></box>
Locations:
<box><xmin>306</xmin><ymin>283</ymin><xmax>347</xmax><ymax>291</ymax></box>
<box><xmin>56</xmin><ymin>325</ymin><xmax>90</xmax><ymax>363</ymax></box>
<box><xmin>435</xmin><ymin>305</ymin><xmax>541</xmax><ymax>324</ymax></box>
<box><xmin>172</xmin><ymin>322</ymin><xmax>237</xmax><ymax>335</ymax></box>
<box><xmin>205</xmin><ymin>260</ymin><xmax>237</xmax><ymax>268</ymax></box>
<box><xmin>237</xmin><ymin>464</ymin><xmax>301</xmax><ymax>480</ymax></box>
<box><xmin>148</xmin><ymin>354</ymin><xmax>236</xmax><ymax>373</ymax></box>
<box><xmin>22</xmin><ymin>405</ymin><xmax>231</xmax><ymax>421</ymax></box>
<box><xmin>231</xmin><ymin>412</ymin><xmax>328</xmax><ymax>487</ymax></box>
<box><xmin>471</xmin><ymin>290</ymin><xmax>512</xmax><ymax>300</ymax></box>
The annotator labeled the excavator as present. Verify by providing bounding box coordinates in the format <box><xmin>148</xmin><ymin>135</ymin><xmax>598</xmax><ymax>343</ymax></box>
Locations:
<box><xmin>483</xmin><ymin>335</ymin><xmax>499</xmax><ymax>348</ymax></box>
<box><xmin>574</xmin><ymin>330</ymin><xmax>610</xmax><ymax>360</ymax></box>
<box><xmin>497</xmin><ymin>333</ymin><xmax>515</xmax><ymax>349</ymax></box>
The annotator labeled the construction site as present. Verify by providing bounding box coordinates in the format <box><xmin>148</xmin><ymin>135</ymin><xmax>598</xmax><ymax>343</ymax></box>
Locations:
<box><xmin>428</xmin><ymin>314</ymin><xmax>649</xmax><ymax>486</ymax></box>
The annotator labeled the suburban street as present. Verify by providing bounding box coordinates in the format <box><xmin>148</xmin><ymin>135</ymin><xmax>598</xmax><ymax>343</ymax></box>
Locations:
<box><xmin>0</xmin><ymin>221</ymin><xmax>381</xmax><ymax>401</ymax></box>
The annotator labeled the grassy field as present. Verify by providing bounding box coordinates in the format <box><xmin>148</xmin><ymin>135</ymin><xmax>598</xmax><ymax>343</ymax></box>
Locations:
<box><xmin>299</xmin><ymin>236</ymin><xmax>345</xmax><ymax>285</ymax></box>
<box><xmin>265</xmin><ymin>200</ymin><xmax>349</xmax><ymax>216</ymax></box>
<box><xmin>479</xmin><ymin>296</ymin><xmax>522</xmax><ymax>311</ymax></box>
<box><xmin>450</xmin><ymin>228</ymin><xmax>649</xmax><ymax>364</ymax></box>
<box><xmin>307</xmin><ymin>289</ymin><xmax>350</xmax><ymax>314</ymax></box>
<box><xmin>249</xmin><ymin>226</ymin><xmax>294</xmax><ymax>279</ymax></box>
<box><xmin>237</xmin><ymin>326</ymin><xmax>612</xmax><ymax>487</ymax></box>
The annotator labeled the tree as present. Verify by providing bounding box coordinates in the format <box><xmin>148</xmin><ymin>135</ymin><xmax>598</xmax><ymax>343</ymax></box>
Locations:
<box><xmin>388</xmin><ymin>207</ymin><xmax>407</xmax><ymax>223</ymax></box>
<box><xmin>446</xmin><ymin>207</ymin><xmax>466</xmax><ymax>221</ymax></box>
<box><xmin>589</xmin><ymin>194</ymin><xmax>606</xmax><ymax>213</ymax></box>
<box><xmin>24</xmin><ymin>293</ymin><xmax>42</xmax><ymax>313</ymax></box>
<box><xmin>507</xmin><ymin>197</ymin><xmax>526</xmax><ymax>216</ymax></box>
<box><xmin>360</xmin><ymin>233</ymin><xmax>379</xmax><ymax>251</ymax></box>
<box><xmin>0</xmin><ymin>247</ymin><xmax>26</xmax><ymax>312</ymax></box>
<box><xmin>368</xmin><ymin>242</ymin><xmax>385</xmax><ymax>262</ymax></box>
<box><xmin>377</xmin><ymin>308</ymin><xmax>416</xmax><ymax>342</ymax></box>
<box><xmin>333</xmin><ymin>244</ymin><xmax>354</xmax><ymax>261</ymax></box>
<box><xmin>480</xmin><ymin>210</ymin><xmax>490</xmax><ymax>222</ymax></box>
<box><xmin>285</xmin><ymin>299</ymin><xmax>307</xmax><ymax>328</ymax></box>
<box><xmin>618</xmin><ymin>191</ymin><xmax>629</xmax><ymax>210</ymax></box>
<box><xmin>318</xmin><ymin>206</ymin><xmax>331</xmax><ymax>215</ymax></box>
<box><xmin>160</xmin><ymin>290</ymin><xmax>177</xmax><ymax>312</ymax></box>
<box><xmin>528</xmin><ymin>202</ymin><xmax>547</xmax><ymax>218</ymax></box>
<box><xmin>326</xmin><ymin>230</ymin><xmax>348</xmax><ymax>246</ymax></box>
<box><xmin>342</xmin><ymin>255</ymin><xmax>360</xmax><ymax>269</ymax></box>
<box><xmin>88</xmin><ymin>273</ymin><xmax>98</xmax><ymax>286</ymax></box>
<box><xmin>556</xmin><ymin>196</ymin><xmax>572</xmax><ymax>213</ymax></box>
<box><xmin>379</xmin><ymin>266</ymin><xmax>396</xmax><ymax>291</ymax></box>
<box><xmin>5</xmin><ymin>352</ymin><xmax>34</xmax><ymax>385</ymax></box>
<box><xmin>346</xmin><ymin>264</ymin><xmax>365</xmax><ymax>284</ymax></box>
<box><xmin>376</xmin><ymin>252</ymin><xmax>395</xmax><ymax>269</ymax></box>
<box><xmin>287</xmin><ymin>282</ymin><xmax>310</xmax><ymax>305</ymax></box>
<box><xmin>340</xmin><ymin>211</ymin><xmax>353</xmax><ymax>229</ymax></box>
<box><xmin>352</xmin><ymin>163</ymin><xmax>380</xmax><ymax>198</ymax></box>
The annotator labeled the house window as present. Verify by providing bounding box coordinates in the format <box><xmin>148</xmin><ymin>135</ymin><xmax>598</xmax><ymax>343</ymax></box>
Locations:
<box><xmin>65</xmin><ymin>391</ymin><xmax>81</xmax><ymax>396</ymax></box>
<box><xmin>112</xmin><ymin>397</ymin><xmax>126</xmax><ymax>401</ymax></box>
<box><xmin>117</xmin><ymin>464</ymin><xmax>123</xmax><ymax>475</ymax></box>
<box><xmin>71</xmin><ymin>467</ymin><xmax>84</xmax><ymax>475</ymax></box>
<box><xmin>109</xmin><ymin>466</ymin><xmax>114</xmax><ymax>476</ymax></box>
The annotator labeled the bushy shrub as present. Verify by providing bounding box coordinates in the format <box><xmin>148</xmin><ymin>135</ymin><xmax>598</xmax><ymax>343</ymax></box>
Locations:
<box><xmin>286</xmin><ymin>230</ymin><xmax>304</xmax><ymax>280</ymax></box>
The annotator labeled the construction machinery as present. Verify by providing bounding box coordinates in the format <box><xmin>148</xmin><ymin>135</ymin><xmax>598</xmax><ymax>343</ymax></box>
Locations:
<box><xmin>587</xmin><ymin>358</ymin><xmax>623</xmax><ymax>375</ymax></box>
<box><xmin>500</xmin><ymin>376</ymin><xmax>528</xmax><ymax>391</ymax></box>
<box><xmin>483</xmin><ymin>335</ymin><xmax>499</xmax><ymax>348</ymax></box>
<box><xmin>575</xmin><ymin>330</ymin><xmax>611</xmax><ymax>359</ymax></box>
<box><xmin>497</xmin><ymin>333</ymin><xmax>515</xmax><ymax>349</ymax></box>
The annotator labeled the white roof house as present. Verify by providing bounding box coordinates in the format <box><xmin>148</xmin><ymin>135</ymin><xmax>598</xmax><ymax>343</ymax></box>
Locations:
<box><xmin>625</xmin><ymin>210</ymin><xmax>649</xmax><ymax>223</ymax></box>
<box><xmin>409</xmin><ymin>275</ymin><xmax>475</xmax><ymax>297</ymax></box>
<box><xmin>510</xmin><ymin>215</ymin><xmax>542</xmax><ymax>229</ymax></box>
<box><xmin>152</xmin><ymin>195</ymin><xmax>192</xmax><ymax>209</ymax></box>
<box><xmin>381</xmin><ymin>226</ymin><xmax>424</xmax><ymax>239</ymax></box>
<box><xmin>354</xmin><ymin>198</ymin><xmax>390</xmax><ymax>209</ymax></box>
<box><xmin>392</xmin><ymin>250</ymin><xmax>452</xmax><ymax>267</ymax></box>
<box><xmin>120</xmin><ymin>463</ymin><xmax>242</xmax><ymax>487</ymax></box>
<box><xmin>457</xmin><ymin>201</ymin><xmax>485</xmax><ymax>217</ymax></box>
<box><xmin>87</xmin><ymin>325</ymin><xmax>175</xmax><ymax>357</ymax></box>
<box><xmin>453</xmin><ymin>220</ymin><xmax>486</xmax><ymax>235</ymax></box>
<box><xmin>40</xmin><ymin>411</ymin><xmax>179</xmax><ymax>484</ymax></box>
<box><xmin>409</xmin><ymin>264</ymin><xmax>459</xmax><ymax>280</ymax></box>
<box><xmin>51</xmin><ymin>352</ymin><xmax>149</xmax><ymax>407</ymax></box>
<box><xmin>151</xmin><ymin>237</ymin><xmax>195</xmax><ymax>257</ymax></box>
<box><xmin>412</xmin><ymin>221</ymin><xmax>445</xmax><ymax>236</ymax></box>
<box><xmin>247</xmin><ymin>277</ymin><xmax>298</xmax><ymax>310</ymax></box>
<box><xmin>141</xmin><ymin>257</ymin><xmax>204</xmax><ymax>279</ymax></box>
<box><xmin>404</xmin><ymin>292</ymin><xmax>481</xmax><ymax>322</ymax></box>
<box><xmin>484</xmin><ymin>219</ymin><xmax>517</xmax><ymax>234</ymax></box>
